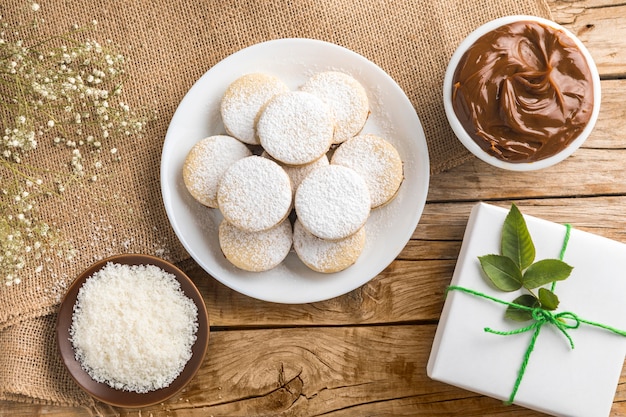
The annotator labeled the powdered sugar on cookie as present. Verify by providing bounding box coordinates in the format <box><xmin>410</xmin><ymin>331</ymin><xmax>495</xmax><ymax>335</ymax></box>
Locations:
<box><xmin>221</xmin><ymin>73</ymin><xmax>289</xmax><ymax>145</ymax></box>
<box><xmin>331</xmin><ymin>134</ymin><xmax>403</xmax><ymax>208</ymax></box>
<box><xmin>182</xmin><ymin>135</ymin><xmax>252</xmax><ymax>208</ymax></box>
<box><xmin>258</xmin><ymin>91</ymin><xmax>333</xmax><ymax>165</ymax></box>
<box><xmin>217</xmin><ymin>156</ymin><xmax>292</xmax><ymax>232</ymax></box>
<box><xmin>262</xmin><ymin>151</ymin><xmax>329</xmax><ymax>196</ymax></box>
<box><xmin>295</xmin><ymin>165</ymin><xmax>370</xmax><ymax>241</ymax></box>
<box><xmin>301</xmin><ymin>71</ymin><xmax>369</xmax><ymax>144</ymax></box>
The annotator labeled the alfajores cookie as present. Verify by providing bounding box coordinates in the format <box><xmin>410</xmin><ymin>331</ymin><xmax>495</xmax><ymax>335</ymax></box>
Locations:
<box><xmin>220</xmin><ymin>73</ymin><xmax>289</xmax><ymax>145</ymax></box>
<box><xmin>295</xmin><ymin>164</ymin><xmax>370</xmax><ymax>241</ymax></box>
<box><xmin>182</xmin><ymin>135</ymin><xmax>252</xmax><ymax>208</ymax></box>
<box><xmin>331</xmin><ymin>134</ymin><xmax>403</xmax><ymax>208</ymax></box>
<box><xmin>217</xmin><ymin>155</ymin><xmax>292</xmax><ymax>232</ymax></box>
<box><xmin>293</xmin><ymin>219</ymin><xmax>365</xmax><ymax>273</ymax></box>
<box><xmin>257</xmin><ymin>91</ymin><xmax>334</xmax><ymax>165</ymax></box>
<box><xmin>300</xmin><ymin>71</ymin><xmax>369</xmax><ymax>144</ymax></box>
<box><xmin>219</xmin><ymin>219</ymin><xmax>292</xmax><ymax>272</ymax></box>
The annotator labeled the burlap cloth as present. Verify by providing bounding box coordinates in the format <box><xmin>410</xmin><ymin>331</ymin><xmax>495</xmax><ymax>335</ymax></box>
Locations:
<box><xmin>0</xmin><ymin>0</ymin><xmax>551</xmax><ymax>409</ymax></box>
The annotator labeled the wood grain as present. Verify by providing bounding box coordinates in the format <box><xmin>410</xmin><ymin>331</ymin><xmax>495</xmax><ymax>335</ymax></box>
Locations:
<box><xmin>3</xmin><ymin>326</ymin><xmax>625</xmax><ymax>416</ymax></box>
<box><xmin>549</xmin><ymin>0</ymin><xmax>626</xmax><ymax>77</ymax></box>
<box><xmin>5</xmin><ymin>1</ymin><xmax>626</xmax><ymax>416</ymax></box>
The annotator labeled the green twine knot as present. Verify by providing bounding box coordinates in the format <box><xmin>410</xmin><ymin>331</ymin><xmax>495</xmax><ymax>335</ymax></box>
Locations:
<box><xmin>485</xmin><ymin>308</ymin><xmax>581</xmax><ymax>349</ymax></box>
<box><xmin>447</xmin><ymin>285</ymin><xmax>626</xmax><ymax>405</ymax></box>
<box><xmin>446</xmin><ymin>223</ymin><xmax>626</xmax><ymax>405</ymax></box>
<box><xmin>482</xmin><ymin>305</ymin><xmax>581</xmax><ymax>404</ymax></box>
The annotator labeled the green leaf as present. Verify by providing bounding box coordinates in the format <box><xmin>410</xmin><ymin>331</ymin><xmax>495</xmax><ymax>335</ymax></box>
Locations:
<box><xmin>522</xmin><ymin>259</ymin><xmax>573</xmax><ymax>289</ymax></box>
<box><xmin>505</xmin><ymin>294</ymin><xmax>539</xmax><ymax>322</ymax></box>
<box><xmin>538</xmin><ymin>288</ymin><xmax>560</xmax><ymax>311</ymax></box>
<box><xmin>478</xmin><ymin>254</ymin><xmax>523</xmax><ymax>291</ymax></box>
<box><xmin>501</xmin><ymin>204</ymin><xmax>535</xmax><ymax>270</ymax></box>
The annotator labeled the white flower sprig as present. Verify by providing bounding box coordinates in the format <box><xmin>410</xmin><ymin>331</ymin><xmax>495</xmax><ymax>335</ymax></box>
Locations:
<box><xmin>1</xmin><ymin>5</ymin><xmax>150</xmax><ymax>286</ymax></box>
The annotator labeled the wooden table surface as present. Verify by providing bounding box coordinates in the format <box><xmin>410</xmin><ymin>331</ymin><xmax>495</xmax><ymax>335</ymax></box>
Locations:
<box><xmin>3</xmin><ymin>0</ymin><xmax>626</xmax><ymax>416</ymax></box>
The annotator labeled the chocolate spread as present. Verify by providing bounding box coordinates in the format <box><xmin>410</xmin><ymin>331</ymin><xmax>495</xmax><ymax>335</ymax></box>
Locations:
<box><xmin>452</xmin><ymin>20</ymin><xmax>595</xmax><ymax>163</ymax></box>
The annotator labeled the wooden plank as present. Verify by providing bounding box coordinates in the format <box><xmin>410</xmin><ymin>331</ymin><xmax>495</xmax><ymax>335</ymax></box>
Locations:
<box><xmin>172</xmin><ymin>196</ymin><xmax>626</xmax><ymax>330</ymax></box>
<box><xmin>5</xmin><ymin>1</ymin><xmax>626</xmax><ymax>415</ymax></box>
<box><xmin>399</xmin><ymin>238</ymin><xmax>462</xmax><ymax>261</ymax></box>
<box><xmin>3</xmin><ymin>325</ymin><xmax>624</xmax><ymax>416</ymax></box>
<box><xmin>429</xmin><ymin>148</ymin><xmax>626</xmax><ymax>201</ymax></box>
<box><xmin>585</xmin><ymin>80</ymin><xmax>626</xmax><ymax>149</ymax></box>
<box><xmin>416</xmin><ymin>198</ymin><xmax>626</xmax><ymax>243</ymax></box>
<box><xmin>192</xmin><ymin>257</ymin><xmax>454</xmax><ymax>326</ymax></box>
<box><xmin>548</xmin><ymin>1</ymin><xmax>626</xmax><ymax>77</ymax></box>
<box><xmin>0</xmin><ymin>404</ymin><xmax>84</xmax><ymax>417</ymax></box>
<box><xmin>428</xmin><ymin>156</ymin><xmax>626</xmax><ymax>202</ymax></box>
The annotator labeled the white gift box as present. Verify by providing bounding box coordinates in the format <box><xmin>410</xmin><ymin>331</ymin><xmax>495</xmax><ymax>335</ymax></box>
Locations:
<box><xmin>427</xmin><ymin>202</ymin><xmax>626</xmax><ymax>417</ymax></box>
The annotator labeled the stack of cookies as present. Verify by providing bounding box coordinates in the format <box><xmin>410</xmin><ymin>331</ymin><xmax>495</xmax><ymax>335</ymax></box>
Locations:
<box><xmin>182</xmin><ymin>71</ymin><xmax>403</xmax><ymax>273</ymax></box>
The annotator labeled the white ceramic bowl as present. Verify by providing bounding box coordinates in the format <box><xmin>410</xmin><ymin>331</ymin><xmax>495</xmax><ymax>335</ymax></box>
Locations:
<box><xmin>443</xmin><ymin>15</ymin><xmax>601</xmax><ymax>171</ymax></box>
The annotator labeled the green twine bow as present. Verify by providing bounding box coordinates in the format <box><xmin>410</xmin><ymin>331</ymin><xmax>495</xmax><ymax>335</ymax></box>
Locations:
<box><xmin>447</xmin><ymin>223</ymin><xmax>626</xmax><ymax>405</ymax></box>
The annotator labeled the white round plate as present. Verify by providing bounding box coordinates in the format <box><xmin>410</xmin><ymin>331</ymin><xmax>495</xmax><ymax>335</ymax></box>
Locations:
<box><xmin>161</xmin><ymin>38</ymin><xmax>430</xmax><ymax>304</ymax></box>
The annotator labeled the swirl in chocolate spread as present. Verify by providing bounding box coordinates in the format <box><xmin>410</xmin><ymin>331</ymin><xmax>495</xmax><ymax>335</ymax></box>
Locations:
<box><xmin>452</xmin><ymin>20</ymin><xmax>595</xmax><ymax>163</ymax></box>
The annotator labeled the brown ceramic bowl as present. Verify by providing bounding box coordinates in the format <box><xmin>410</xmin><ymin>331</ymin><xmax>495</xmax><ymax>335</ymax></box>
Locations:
<box><xmin>56</xmin><ymin>254</ymin><xmax>209</xmax><ymax>408</ymax></box>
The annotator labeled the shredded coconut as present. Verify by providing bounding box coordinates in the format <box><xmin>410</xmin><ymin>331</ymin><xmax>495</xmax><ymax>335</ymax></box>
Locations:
<box><xmin>69</xmin><ymin>262</ymin><xmax>199</xmax><ymax>393</ymax></box>
<box><xmin>295</xmin><ymin>165</ymin><xmax>370</xmax><ymax>240</ymax></box>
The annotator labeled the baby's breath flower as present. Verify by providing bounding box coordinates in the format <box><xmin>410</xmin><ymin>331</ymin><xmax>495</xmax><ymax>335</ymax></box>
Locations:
<box><xmin>1</xmin><ymin>9</ymin><xmax>150</xmax><ymax>286</ymax></box>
